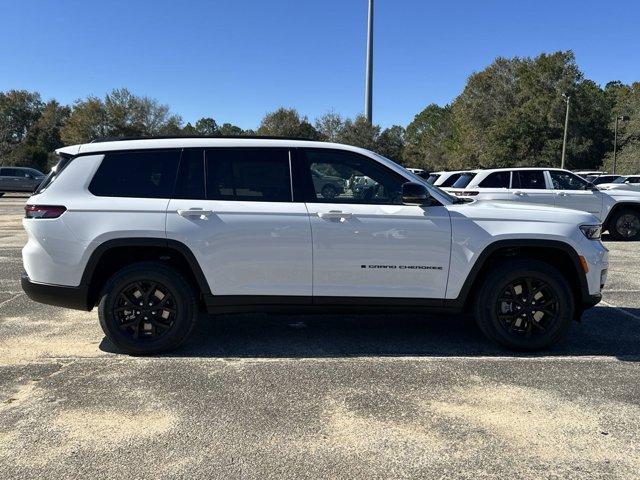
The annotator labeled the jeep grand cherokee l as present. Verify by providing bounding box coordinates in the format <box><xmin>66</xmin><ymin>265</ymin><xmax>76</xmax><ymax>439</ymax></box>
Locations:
<box><xmin>21</xmin><ymin>138</ymin><xmax>608</xmax><ymax>354</ymax></box>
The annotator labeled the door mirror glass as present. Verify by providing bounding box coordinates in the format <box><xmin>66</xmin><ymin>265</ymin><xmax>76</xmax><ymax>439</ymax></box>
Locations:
<box><xmin>402</xmin><ymin>182</ymin><xmax>430</xmax><ymax>205</ymax></box>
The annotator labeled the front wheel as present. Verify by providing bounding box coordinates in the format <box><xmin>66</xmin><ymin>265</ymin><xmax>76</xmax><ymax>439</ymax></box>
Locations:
<box><xmin>608</xmin><ymin>208</ymin><xmax>640</xmax><ymax>241</ymax></box>
<box><xmin>98</xmin><ymin>262</ymin><xmax>198</xmax><ymax>355</ymax></box>
<box><xmin>474</xmin><ymin>259</ymin><xmax>575</xmax><ymax>351</ymax></box>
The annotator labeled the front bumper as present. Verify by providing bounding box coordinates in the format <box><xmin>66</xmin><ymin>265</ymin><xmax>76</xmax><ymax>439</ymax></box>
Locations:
<box><xmin>21</xmin><ymin>273</ymin><xmax>92</xmax><ymax>311</ymax></box>
<box><xmin>582</xmin><ymin>292</ymin><xmax>602</xmax><ymax>309</ymax></box>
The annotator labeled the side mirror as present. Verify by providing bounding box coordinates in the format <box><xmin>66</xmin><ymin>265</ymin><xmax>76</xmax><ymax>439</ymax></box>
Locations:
<box><xmin>587</xmin><ymin>182</ymin><xmax>598</xmax><ymax>191</ymax></box>
<box><xmin>402</xmin><ymin>182</ymin><xmax>430</xmax><ymax>205</ymax></box>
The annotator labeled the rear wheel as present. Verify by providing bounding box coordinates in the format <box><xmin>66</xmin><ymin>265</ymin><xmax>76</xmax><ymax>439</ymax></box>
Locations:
<box><xmin>98</xmin><ymin>262</ymin><xmax>198</xmax><ymax>355</ymax></box>
<box><xmin>474</xmin><ymin>259</ymin><xmax>574</xmax><ymax>351</ymax></box>
<box><xmin>321</xmin><ymin>184</ymin><xmax>338</xmax><ymax>199</ymax></box>
<box><xmin>608</xmin><ymin>208</ymin><xmax>640</xmax><ymax>241</ymax></box>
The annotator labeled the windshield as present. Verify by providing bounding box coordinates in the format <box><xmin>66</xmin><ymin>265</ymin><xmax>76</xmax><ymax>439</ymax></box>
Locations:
<box><xmin>440</xmin><ymin>173</ymin><xmax>462</xmax><ymax>187</ymax></box>
<box><xmin>451</xmin><ymin>172</ymin><xmax>477</xmax><ymax>188</ymax></box>
<box><xmin>592</xmin><ymin>175</ymin><xmax>620</xmax><ymax>185</ymax></box>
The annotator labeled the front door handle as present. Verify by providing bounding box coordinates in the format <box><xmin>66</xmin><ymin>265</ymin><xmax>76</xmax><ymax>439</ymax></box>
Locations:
<box><xmin>318</xmin><ymin>210</ymin><xmax>353</xmax><ymax>221</ymax></box>
<box><xmin>513</xmin><ymin>191</ymin><xmax>526</xmax><ymax>196</ymax></box>
<box><xmin>178</xmin><ymin>208</ymin><xmax>213</xmax><ymax>218</ymax></box>
<box><xmin>556</xmin><ymin>192</ymin><xmax>569</xmax><ymax>197</ymax></box>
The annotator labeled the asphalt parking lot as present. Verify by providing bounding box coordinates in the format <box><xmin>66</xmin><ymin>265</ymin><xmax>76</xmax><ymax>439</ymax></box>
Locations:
<box><xmin>1</xmin><ymin>194</ymin><xmax>639</xmax><ymax>479</ymax></box>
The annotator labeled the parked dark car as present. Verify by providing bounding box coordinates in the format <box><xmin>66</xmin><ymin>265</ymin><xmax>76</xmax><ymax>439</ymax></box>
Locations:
<box><xmin>0</xmin><ymin>167</ymin><xmax>46</xmax><ymax>195</ymax></box>
<box><xmin>311</xmin><ymin>168</ymin><xmax>346</xmax><ymax>199</ymax></box>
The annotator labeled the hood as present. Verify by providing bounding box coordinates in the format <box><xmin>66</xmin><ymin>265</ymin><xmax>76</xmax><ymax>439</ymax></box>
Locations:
<box><xmin>602</xmin><ymin>188</ymin><xmax>640</xmax><ymax>200</ymax></box>
<box><xmin>449</xmin><ymin>199</ymin><xmax>600</xmax><ymax>225</ymax></box>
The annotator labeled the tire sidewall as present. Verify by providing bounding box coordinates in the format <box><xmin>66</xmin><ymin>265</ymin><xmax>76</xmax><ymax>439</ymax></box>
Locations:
<box><xmin>98</xmin><ymin>263</ymin><xmax>196</xmax><ymax>355</ymax></box>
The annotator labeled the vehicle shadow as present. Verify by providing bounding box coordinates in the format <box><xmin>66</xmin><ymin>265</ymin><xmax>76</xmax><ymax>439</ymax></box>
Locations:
<box><xmin>99</xmin><ymin>306</ymin><xmax>640</xmax><ymax>361</ymax></box>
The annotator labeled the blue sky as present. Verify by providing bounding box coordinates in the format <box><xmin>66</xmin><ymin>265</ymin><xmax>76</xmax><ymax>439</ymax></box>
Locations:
<box><xmin>1</xmin><ymin>0</ymin><xmax>639</xmax><ymax>129</ymax></box>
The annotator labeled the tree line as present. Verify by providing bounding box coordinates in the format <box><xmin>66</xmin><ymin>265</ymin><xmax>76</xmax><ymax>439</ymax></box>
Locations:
<box><xmin>1</xmin><ymin>50</ymin><xmax>638</xmax><ymax>174</ymax></box>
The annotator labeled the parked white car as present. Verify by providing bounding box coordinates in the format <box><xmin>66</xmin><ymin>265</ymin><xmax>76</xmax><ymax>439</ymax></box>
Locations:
<box><xmin>427</xmin><ymin>170</ymin><xmax>468</xmax><ymax>187</ymax></box>
<box><xmin>22</xmin><ymin>138</ymin><xmax>607</xmax><ymax>354</ymax></box>
<box><xmin>442</xmin><ymin>167</ymin><xmax>640</xmax><ymax>240</ymax></box>
<box><xmin>598</xmin><ymin>175</ymin><xmax>640</xmax><ymax>192</ymax></box>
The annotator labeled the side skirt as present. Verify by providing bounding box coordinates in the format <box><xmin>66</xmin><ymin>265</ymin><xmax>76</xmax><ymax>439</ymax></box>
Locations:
<box><xmin>204</xmin><ymin>295</ymin><xmax>461</xmax><ymax>315</ymax></box>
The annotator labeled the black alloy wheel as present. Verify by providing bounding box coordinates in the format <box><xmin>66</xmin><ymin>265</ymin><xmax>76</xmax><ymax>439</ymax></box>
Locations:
<box><xmin>98</xmin><ymin>262</ymin><xmax>198</xmax><ymax>355</ymax></box>
<box><xmin>474</xmin><ymin>259</ymin><xmax>574</xmax><ymax>351</ymax></box>
<box><xmin>496</xmin><ymin>277</ymin><xmax>559</xmax><ymax>338</ymax></box>
<box><xmin>113</xmin><ymin>280</ymin><xmax>177</xmax><ymax>340</ymax></box>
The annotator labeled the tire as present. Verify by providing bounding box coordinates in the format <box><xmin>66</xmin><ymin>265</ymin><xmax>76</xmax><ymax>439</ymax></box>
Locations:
<box><xmin>321</xmin><ymin>184</ymin><xmax>338</xmax><ymax>199</ymax></box>
<box><xmin>473</xmin><ymin>259</ymin><xmax>575</xmax><ymax>351</ymax></box>
<box><xmin>608</xmin><ymin>208</ymin><xmax>640</xmax><ymax>241</ymax></box>
<box><xmin>98</xmin><ymin>261</ymin><xmax>198</xmax><ymax>355</ymax></box>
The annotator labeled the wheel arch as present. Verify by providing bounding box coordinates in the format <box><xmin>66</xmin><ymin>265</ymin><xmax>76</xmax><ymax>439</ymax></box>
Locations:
<box><xmin>449</xmin><ymin>239</ymin><xmax>589</xmax><ymax>312</ymax></box>
<box><xmin>81</xmin><ymin>238</ymin><xmax>210</xmax><ymax>308</ymax></box>
<box><xmin>603</xmin><ymin>202</ymin><xmax>640</xmax><ymax>230</ymax></box>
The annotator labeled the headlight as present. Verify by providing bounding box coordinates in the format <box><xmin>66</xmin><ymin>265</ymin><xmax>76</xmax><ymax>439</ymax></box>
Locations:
<box><xmin>579</xmin><ymin>224</ymin><xmax>602</xmax><ymax>240</ymax></box>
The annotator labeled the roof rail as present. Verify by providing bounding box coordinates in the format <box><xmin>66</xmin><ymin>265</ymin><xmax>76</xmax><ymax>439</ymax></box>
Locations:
<box><xmin>90</xmin><ymin>135</ymin><xmax>321</xmax><ymax>143</ymax></box>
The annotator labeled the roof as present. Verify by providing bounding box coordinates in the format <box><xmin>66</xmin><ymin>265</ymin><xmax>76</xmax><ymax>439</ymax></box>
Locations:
<box><xmin>56</xmin><ymin>137</ymin><xmax>368</xmax><ymax>157</ymax></box>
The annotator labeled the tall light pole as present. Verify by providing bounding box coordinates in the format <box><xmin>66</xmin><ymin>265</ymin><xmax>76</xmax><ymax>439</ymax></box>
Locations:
<box><xmin>560</xmin><ymin>94</ymin><xmax>570</xmax><ymax>169</ymax></box>
<box><xmin>364</xmin><ymin>0</ymin><xmax>374</xmax><ymax>124</ymax></box>
<box><xmin>613</xmin><ymin>115</ymin><xmax>629</xmax><ymax>174</ymax></box>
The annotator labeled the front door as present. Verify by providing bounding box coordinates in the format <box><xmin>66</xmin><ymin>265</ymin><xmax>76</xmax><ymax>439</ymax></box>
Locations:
<box><xmin>165</xmin><ymin>148</ymin><xmax>312</xmax><ymax>299</ymax></box>
<box><xmin>299</xmin><ymin>148</ymin><xmax>451</xmax><ymax>300</ymax></box>
<box><xmin>548</xmin><ymin>170</ymin><xmax>603</xmax><ymax>218</ymax></box>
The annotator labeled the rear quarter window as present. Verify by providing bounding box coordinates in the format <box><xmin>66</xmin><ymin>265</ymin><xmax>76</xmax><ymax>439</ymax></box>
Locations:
<box><xmin>89</xmin><ymin>150</ymin><xmax>180</xmax><ymax>198</ymax></box>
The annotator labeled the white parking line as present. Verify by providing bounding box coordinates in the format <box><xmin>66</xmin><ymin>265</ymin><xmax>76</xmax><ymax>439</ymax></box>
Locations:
<box><xmin>0</xmin><ymin>293</ymin><xmax>23</xmax><ymax>309</ymax></box>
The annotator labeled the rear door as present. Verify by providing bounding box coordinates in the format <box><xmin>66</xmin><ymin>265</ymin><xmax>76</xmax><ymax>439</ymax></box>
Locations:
<box><xmin>1</xmin><ymin>168</ymin><xmax>21</xmax><ymax>191</ymax></box>
<box><xmin>548</xmin><ymin>170</ymin><xmax>603</xmax><ymax>216</ymax></box>
<box><xmin>509</xmin><ymin>170</ymin><xmax>556</xmax><ymax>206</ymax></box>
<box><xmin>166</xmin><ymin>148</ymin><xmax>312</xmax><ymax>299</ymax></box>
<box><xmin>471</xmin><ymin>171</ymin><xmax>511</xmax><ymax>200</ymax></box>
<box><xmin>300</xmin><ymin>148</ymin><xmax>451</xmax><ymax>300</ymax></box>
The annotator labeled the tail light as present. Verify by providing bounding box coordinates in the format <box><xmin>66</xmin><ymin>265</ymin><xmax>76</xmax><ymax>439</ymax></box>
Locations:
<box><xmin>24</xmin><ymin>205</ymin><xmax>67</xmax><ymax>219</ymax></box>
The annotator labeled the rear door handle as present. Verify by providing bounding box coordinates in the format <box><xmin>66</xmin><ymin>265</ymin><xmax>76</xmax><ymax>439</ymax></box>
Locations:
<box><xmin>556</xmin><ymin>192</ymin><xmax>569</xmax><ymax>197</ymax></box>
<box><xmin>318</xmin><ymin>210</ymin><xmax>353</xmax><ymax>221</ymax></box>
<box><xmin>178</xmin><ymin>208</ymin><xmax>213</xmax><ymax>218</ymax></box>
<box><xmin>513</xmin><ymin>191</ymin><xmax>525</xmax><ymax>196</ymax></box>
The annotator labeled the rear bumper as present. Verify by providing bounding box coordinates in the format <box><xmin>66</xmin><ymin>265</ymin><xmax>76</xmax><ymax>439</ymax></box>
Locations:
<box><xmin>21</xmin><ymin>273</ymin><xmax>91</xmax><ymax>311</ymax></box>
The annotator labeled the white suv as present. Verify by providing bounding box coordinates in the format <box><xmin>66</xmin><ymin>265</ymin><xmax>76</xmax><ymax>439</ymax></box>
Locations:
<box><xmin>21</xmin><ymin>138</ymin><xmax>608</xmax><ymax>354</ymax></box>
<box><xmin>443</xmin><ymin>167</ymin><xmax>640</xmax><ymax>240</ymax></box>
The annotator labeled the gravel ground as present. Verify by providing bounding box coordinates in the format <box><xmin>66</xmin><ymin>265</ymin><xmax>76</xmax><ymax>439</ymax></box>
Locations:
<box><xmin>1</xmin><ymin>193</ymin><xmax>639</xmax><ymax>479</ymax></box>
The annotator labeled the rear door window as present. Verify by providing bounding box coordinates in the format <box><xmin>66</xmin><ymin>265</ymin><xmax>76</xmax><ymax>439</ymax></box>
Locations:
<box><xmin>89</xmin><ymin>150</ymin><xmax>180</xmax><ymax>198</ymax></box>
<box><xmin>513</xmin><ymin>171</ymin><xmax>546</xmax><ymax>189</ymax></box>
<box><xmin>204</xmin><ymin>148</ymin><xmax>291</xmax><ymax>202</ymax></box>
<box><xmin>479</xmin><ymin>171</ymin><xmax>510</xmax><ymax>188</ymax></box>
